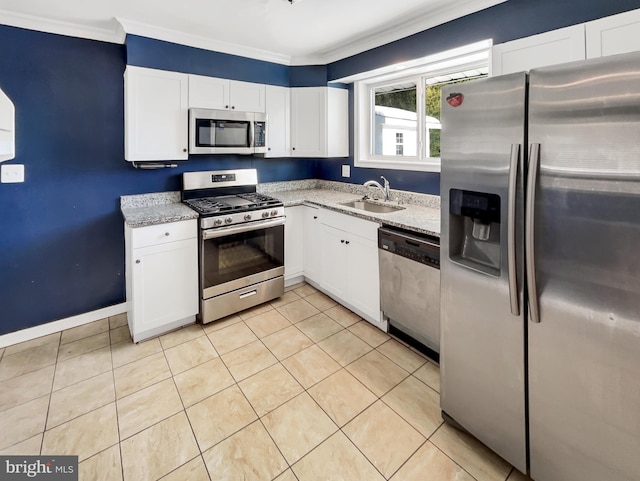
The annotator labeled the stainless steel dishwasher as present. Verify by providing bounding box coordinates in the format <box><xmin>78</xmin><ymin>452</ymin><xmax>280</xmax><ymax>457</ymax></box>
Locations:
<box><xmin>378</xmin><ymin>226</ymin><xmax>440</xmax><ymax>361</ymax></box>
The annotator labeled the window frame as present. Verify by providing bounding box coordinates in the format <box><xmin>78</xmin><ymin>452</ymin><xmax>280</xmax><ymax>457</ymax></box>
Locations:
<box><xmin>353</xmin><ymin>43</ymin><xmax>491</xmax><ymax>173</ymax></box>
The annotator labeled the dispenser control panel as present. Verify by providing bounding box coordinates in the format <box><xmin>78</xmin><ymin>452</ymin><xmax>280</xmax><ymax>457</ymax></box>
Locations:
<box><xmin>450</xmin><ymin>189</ymin><xmax>500</xmax><ymax>224</ymax></box>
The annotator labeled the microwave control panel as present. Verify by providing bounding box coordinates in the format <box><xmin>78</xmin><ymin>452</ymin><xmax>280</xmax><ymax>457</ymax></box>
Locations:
<box><xmin>254</xmin><ymin>121</ymin><xmax>266</xmax><ymax>148</ymax></box>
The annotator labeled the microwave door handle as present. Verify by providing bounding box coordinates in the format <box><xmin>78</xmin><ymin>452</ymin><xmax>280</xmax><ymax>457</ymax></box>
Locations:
<box><xmin>202</xmin><ymin>217</ymin><xmax>285</xmax><ymax>240</ymax></box>
<box><xmin>248</xmin><ymin>119</ymin><xmax>255</xmax><ymax>150</ymax></box>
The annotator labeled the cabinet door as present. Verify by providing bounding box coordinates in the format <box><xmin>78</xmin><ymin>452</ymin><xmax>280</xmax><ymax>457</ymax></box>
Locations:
<box><xmin>188</xmin><ymin>74</ymin><xmax>229</xmax><ymax>109</ymax></box>
<box><xmin>303</xmin><ymin>205</ymin><xmax>321</xmax><ymax>282</ymax></box>
<box><xmin>586</xmin><ymin>8</ymin><xmax>640</xmax><ymax>58</ymax></box>
<box><xmin>320</xmin><ymin>223</ymin><xmax>347</xmax><ymax>298</ymax></box>
<box><xmin>491</xmin><ymin>25</ymin><xmax>586</xmax><ymax>76</ymax></box>
<box><xmin>284</xmin><ymin>206</ymin><xmax>304</xmax><ymax>283</ymax></box>
<box><xmin>291</xmin><ymin>87</ymin><xmax>327</xmax><ymax>157</ymax></box>
<box><xmin>265</xmin><ymin>85</ymin><xmax>290</xmax><ymax>158</ymax></box>
<box><xmin>345</xmin><ymin>234</ymin><xmax>381</xmax><ymax>324</ymax></box>
<box><xmin>130</xmin><ymin>238</ymin><xmax>198</xmax><ymax>341</ymax></box>
<box><xmin>327</xmin><ymin>88</ymin><xmax>349</xmax><ymax>158</ymax></box>
<box><xmin>230</xmin><ymin>80</ymin><xmax>266</xmax><ymax>113</ymax></box>
<box><xmin>0</xmin><ymin>87</ymin><xmax>15</xmax><ymax>161</ymax></box>
<box><xmin>125</xmin><ymin>66</ymin><xmax>188</xmax><ymax>161</ymax></box>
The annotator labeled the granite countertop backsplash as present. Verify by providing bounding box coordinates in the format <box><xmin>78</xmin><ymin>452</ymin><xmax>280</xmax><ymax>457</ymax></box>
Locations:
<box><xmin>120</xmin><ymin>180</ymin><xmax>441</xmax><ymax>237</ymax></box>
<box><xmin>120</xmin><ymin>192</ymin><xmax>198</xmax><ymax>228</ymax></box>
<box><xmin>258</xmin><ymin>180</ymin><xmax>441</xmax><ymax>237</ymax></box>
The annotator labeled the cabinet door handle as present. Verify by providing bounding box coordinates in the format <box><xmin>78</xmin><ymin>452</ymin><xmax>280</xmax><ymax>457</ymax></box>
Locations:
<box><xmin>135</xmin><ymin>260</ymin><xmax>141</xmax><ymax>264</ymax></box>
<box><xmin>340</xmin><ymin>239</ymin><xmax>345</xmax><ymax>243</ymax></box>
<box><xmin>225</xmin><ymin>105</ymin><xmax>229</xmax><ymax>109</ymax></box>
<box><xmin>165</xmin><ymin>232</ymin><xmax>170</xmax><ymax>236</ymax></box>
<box><xmin>345</xmin><ymin>240</ymin><xmax>350</xmax><ymax>245</ymax></box>
<box><xmin>231</xmin><ymin>106</ymin><xmax>235</xmax><ymax>109</ymax></box>
<box><xmin>183</xmin><ymin>148</ymin><xmax>187</xmax><ymax>152</ymax></box>
<box><xmin>313</xmin><ymin>216</ymin><xmax>318</xmax><ymax>219</ymax></box>
<box><xmin>292</xmin><ymin>147</ymin><xmax>296</xmax><ymax>151</ymax></box>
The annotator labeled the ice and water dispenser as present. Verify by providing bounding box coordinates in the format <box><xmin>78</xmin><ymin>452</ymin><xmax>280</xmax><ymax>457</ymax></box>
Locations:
<box><xmin>449</xmin><ymin>189</ymin><xmax>501</xmax><ymax>276</ymax></box>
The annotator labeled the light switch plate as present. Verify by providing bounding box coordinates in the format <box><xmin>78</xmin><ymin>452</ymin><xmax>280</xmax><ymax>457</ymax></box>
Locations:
<box><xmin>1</xmin><ymin>164</ymin><xmax>25</xmax><ymax>183</ymax></box>
<box><xmin>341</xmin><ymin>164</ymin><xmax>350</xmax><ymax>178</ymax></box>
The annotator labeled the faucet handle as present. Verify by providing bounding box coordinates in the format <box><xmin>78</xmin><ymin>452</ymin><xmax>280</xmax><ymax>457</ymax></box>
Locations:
<box><xmin>380</xmin><ymin>175</ymin><xmax>389</xmax><ymax>188</ymax></box>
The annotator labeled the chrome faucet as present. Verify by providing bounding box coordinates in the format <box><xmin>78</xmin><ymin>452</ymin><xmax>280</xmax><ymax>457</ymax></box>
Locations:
<box><xmin>364</xmin><ymin>176</ymin><xmax>390</xmax><ymax>201</ymax></box>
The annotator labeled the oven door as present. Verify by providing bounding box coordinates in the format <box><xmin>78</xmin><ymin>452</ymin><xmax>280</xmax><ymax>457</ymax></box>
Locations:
<box><xmin>200</xmin><ymin>217</ymin><xmax>285</xmax><ymax>299</ymax></box>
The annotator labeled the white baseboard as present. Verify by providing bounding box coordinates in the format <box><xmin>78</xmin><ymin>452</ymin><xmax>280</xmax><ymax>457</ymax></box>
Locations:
<box><xmin>0</xmin><ymin>303</ymin><xmax>127</xmax><ymax>348</ymax></box>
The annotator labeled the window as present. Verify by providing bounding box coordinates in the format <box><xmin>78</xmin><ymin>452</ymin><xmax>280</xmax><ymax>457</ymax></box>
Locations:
<box><xmin>351</xmin><ymin>41</ymin><xmax>491</xmax><ymax>172</ymax></box>
<box><xmin>395</xmin><ymin>133</ymin><xmax>404</xmax><ymax>156</ymax></box>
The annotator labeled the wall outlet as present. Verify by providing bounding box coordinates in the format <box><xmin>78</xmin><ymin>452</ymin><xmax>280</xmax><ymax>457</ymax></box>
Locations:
<box><xmin>341</xmin><ymin>164</ymin><xmax>350</xmax><ymax>178</ymax></box>
<box><xmin>1</xmin><ymin>164</ymin><xmax>24</xmax><ymax>183</ymax></box>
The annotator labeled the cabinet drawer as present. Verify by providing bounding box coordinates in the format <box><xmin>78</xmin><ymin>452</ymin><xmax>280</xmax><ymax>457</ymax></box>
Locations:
<box><xmin>131</xmin><ymin>219</ymin><xmax>196</xmax><ymax>248</ymax></box>
<box><xmin>320</xmin><ymin>208</ymin><xmax>380</xmax><ymax>240</ymax></box>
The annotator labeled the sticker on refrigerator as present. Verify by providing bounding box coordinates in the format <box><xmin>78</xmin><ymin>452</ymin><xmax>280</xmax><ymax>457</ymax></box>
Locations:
<box><xmin>446</xmin><ymin>93</ymin><xmax>464</xmax><ymax>107</ymax></box>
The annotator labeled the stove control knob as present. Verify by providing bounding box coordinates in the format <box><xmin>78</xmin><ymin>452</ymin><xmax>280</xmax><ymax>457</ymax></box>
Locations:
<box><xmin>214</xmin><ymin>219</ymin><xmax>223</xmax><ymax>226</ymax></box>
<box><xmin>244</xmin><ymin>214</ymin><xmax>252</xmax><ymax>221</ymax></box>
<box><xmin>225</xmin><ymin>217</ymin><xmax>233</xmax><ymax>224</ymax></box>
<box><xmin>262</xmin><ymin>211</ymin><xmax>270</xmax><ymax>219</ymax></box>
<box><xmin>270</xmin><ymin>209</ymin><xmax>278</xmax><ymax>216</ymax></box>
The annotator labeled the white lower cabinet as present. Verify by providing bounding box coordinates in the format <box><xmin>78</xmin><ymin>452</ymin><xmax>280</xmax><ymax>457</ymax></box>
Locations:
<box><xmin>125</xmin><ymin>219</ymin><xmax>198</xmax><ymax>342</ymax></box>
<box><xmin>303</xmin><ymin>205</ymin><xmax>321</xmax><ymax>283</ymax></box>
<box><xmin>284</xmin><ymin>206</ymin><xmax>304</xmax><ymax>285</ymax></box>
<box><xmin>318</xmin><ymin>209</ymin><xmax>382</xmax><ymax>326</ymax></box>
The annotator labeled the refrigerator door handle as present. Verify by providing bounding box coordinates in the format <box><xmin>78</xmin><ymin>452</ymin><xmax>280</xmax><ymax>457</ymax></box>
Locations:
<box><xmin>508</xmin><ymin>143</ymin><xmax>520</xmax><ymax>316</ymax></box>
<box><xmin>526</xmin><ymin>143</ymin><xmax>541</xmax><ymax>323</ymax></box>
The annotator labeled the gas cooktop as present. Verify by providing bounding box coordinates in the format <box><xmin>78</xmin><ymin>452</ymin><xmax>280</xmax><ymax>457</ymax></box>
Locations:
<box><xmin>181</xmin><ymin>169</ymin><xmax>285</xmax><ymax>229</ymax></box>
<box><xmin>184</xmin><ymin>192</ymin><xmax>282</xmax><ymax>217</ymax></box>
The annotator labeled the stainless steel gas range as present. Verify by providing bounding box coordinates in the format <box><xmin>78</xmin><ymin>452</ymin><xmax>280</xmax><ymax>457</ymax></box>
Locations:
<box><xmin>182</xmin><ymin>169</ymin><xmax>285</xmax><ymax>324</ymax></box>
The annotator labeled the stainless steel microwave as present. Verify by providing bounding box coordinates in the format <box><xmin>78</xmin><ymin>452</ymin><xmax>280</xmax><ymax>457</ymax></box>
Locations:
<box><xmin>188</xmin><ymin>108</ymin><xmax>267</xmax><ymax>155</ymax></box>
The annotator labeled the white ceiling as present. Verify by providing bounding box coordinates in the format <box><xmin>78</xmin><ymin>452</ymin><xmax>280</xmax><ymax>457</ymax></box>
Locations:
<box><xmin>0</xmin><ymin>0</ymin><xmax>507</xmax><ymax>65</ymax></box>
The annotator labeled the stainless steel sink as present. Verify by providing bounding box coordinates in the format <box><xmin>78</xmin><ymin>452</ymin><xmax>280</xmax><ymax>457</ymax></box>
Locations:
<box><xmin>340</xmin><ymin>199</ymin><xmax>405</xmax><ymax>214</ymax></box>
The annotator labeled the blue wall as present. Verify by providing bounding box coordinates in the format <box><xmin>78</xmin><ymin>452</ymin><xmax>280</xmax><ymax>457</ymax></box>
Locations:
<box><xmin>0</xmin><ymin>25</ymin><xmax>314</xmax><ymax>335</ymax></box>
<box><xmin>2</xmin><ymin>0</ymin><xmax>640</xmax><ymax>334</ymax></box>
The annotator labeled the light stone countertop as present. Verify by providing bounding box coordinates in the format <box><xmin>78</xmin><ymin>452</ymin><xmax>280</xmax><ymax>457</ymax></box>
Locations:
<box><xmin>270</xmin><ymin>188</ymin><xmax>441</xmax><ymax>237</ymax></box>
<box><xmin>120</xmin><ymin>180</ymin><xmax>441</xmax><ymax>237</ymax></box>
<box><xmin>120</xmin><ymin>192</ymin><xmax>198</xmax><ymax>228</ymax></box>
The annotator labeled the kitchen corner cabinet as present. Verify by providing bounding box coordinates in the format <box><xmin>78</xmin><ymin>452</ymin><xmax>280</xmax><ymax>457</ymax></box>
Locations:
<box><xmin>284</xmin><ymin>206</ymin><xmax>304</xmax><ymax>285</ymax></box>
<box><xmin>586</xmin><ymin>8</ymin><xmax>640</xmax><ymax>58</ymax></box>
<box><xmin>491</xmin><ymin>24</ymin><xmax>586</xmax><ymax>76</ymax></box>
<box><xmin>125</xmin><ymin>219</ymin><xmax>198</xmax><ymax>343</ymax></box>
<box><xmin>265</xmin><ymin>85</ymin><xmax>291</xmax><ymax>158</ymax></box>
<box><xmin>319</xmin><ymin>209</ymin><xmax>381</xmax><ymax>326</ymax></box>
<box><xmin>188</xmin><ymin>74</ymin><xmax>266</xmax><ymax>113</ymax></box>
<box><xmin>124</xmin><ymin>66</ymin><xmax>189</xmax><ymax>161</ymax></box>
<box><xmin>290</xmin><ymin>87</ymin><xmax>348</xmax><ymax>158</ymax></box>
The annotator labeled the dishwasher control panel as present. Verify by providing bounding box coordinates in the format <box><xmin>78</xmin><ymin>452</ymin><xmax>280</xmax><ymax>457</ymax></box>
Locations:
<box><xmin>378</xmin><ymin>227</ymin><xmax>440</xmax><ymax>269</ymax></box>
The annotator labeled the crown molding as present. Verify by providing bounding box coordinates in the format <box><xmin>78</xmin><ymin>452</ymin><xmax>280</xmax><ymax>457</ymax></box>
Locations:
<box><xmin>289</xmin><ymin>0</ymin><xmax>507</xmax><ymax>65</ymax></box>
<box><xmin>117</xmin><ymin>18</ymin><xmax>292</xmax><ymax>66</ymax></box>
<box><xmin>0</xmin><ymin>8</ymin><xmax>124</xmax><ymax>44</ymax></box>
<box><xmin>0</xmin><ymin>0</ymin><xmax>505</xmax><ymax>66</ymax></box>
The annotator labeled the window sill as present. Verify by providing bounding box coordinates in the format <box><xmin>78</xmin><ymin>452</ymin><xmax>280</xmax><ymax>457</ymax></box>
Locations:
<box><xmin>354</xmin><ymin>158</ymin><xmax>441</xmax><ymax>173</ymax></box>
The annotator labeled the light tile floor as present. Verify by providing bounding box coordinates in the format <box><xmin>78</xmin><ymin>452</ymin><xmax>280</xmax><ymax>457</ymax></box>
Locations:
<box><xmin>0</xmin><ymin>283</ymin><xmax>531</xmax><ymax>481</ymax></box>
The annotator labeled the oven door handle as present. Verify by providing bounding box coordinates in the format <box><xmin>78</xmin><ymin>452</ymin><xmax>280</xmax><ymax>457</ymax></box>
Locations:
<box><xmin>202</xmin><ymin>217</ymin><xmax>286</xmax><ymax>240</ymax></box>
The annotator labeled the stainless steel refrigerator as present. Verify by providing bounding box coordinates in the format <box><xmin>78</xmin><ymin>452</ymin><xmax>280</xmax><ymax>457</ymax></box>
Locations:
<box><xmin>440</xmin><ymin>51</ymin><xmax>640</xmax><ymax>481</ymax></box>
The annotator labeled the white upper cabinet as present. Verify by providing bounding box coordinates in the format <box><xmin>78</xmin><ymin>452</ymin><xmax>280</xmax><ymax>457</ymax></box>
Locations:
<box><xmin>188</xmin><ymin>74</ymin><xmax>228</xmax><ymax>110</ymax></box>
<box><xmin>491</xmin><ymin>25</ymin><xmax>586</xmax><ymax>76</ymax></box>
<box><xmin>230</xmin><ymin>80</ymin><xmax>266</xmax><ymax>113</ymax></box>
<box><xmin>290</xmin><ymin>87</ymin><xmax>348</xmax><ymax>158</ymax></box>
<box><xmin>586</xmin><ymin>8</ymin><xmax>640</xmax><ymax>58</ymax></box>
<box><xmin>124</xmin><ymin>66</ymin><xmax>189</xmax><ymax>161</ymax></box>
<box><xmin>188</xmin><ymin>74</ymin><xmax>265</xmax><ymax>112</ymax></box>
<box><xmin>0</xmin><ymin>87</ymin><xmax>15</xmax><ymax>162</ymax></box>
<box><xmin>265</xmin><ymin>85</ymin><xmax>290</xmax><ymax>158</ymax></box>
